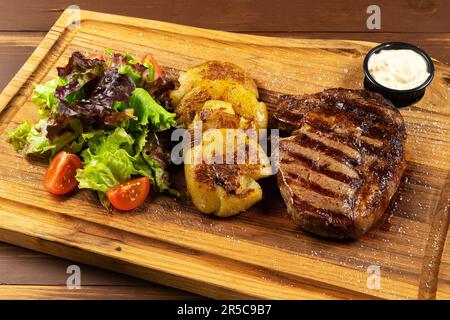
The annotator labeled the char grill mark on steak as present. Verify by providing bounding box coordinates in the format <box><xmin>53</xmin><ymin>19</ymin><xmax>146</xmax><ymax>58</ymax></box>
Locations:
<box><xmin>280</xmin><ymin>146</ymin><xmax>361</xmax><ymax>185</ymax></box>
<box><xmin>279</xmin><ymin>136</ymin><xmax>361</xmax><ymax>219</ymax></box>
<box><xmin>291</xmin><ymin>194</ymin><xmax>355</xmax><ymax>230</ymax></box>
<box><xmin>284</xmin><ymin>171</ymin><xmax>345</xmax><ymax>200</ymax></box>
<box><xmin>291</xmin><ymin>132</ymin><xmax>361</xmax><ymax>167</ymax></box>
<box><xmin>274</xmin><ymin>88</ymin><xmax>406</xmax><ymax>239</ymax></box>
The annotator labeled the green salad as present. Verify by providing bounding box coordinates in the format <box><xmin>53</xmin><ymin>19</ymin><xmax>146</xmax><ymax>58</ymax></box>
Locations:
<box><xmin>8</xmin><ymin>50</ymin><xmax>177</xmax><ymax>211</ymax></box>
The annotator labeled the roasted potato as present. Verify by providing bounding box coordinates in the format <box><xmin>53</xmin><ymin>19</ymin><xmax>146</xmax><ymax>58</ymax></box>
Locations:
<box><xmin>188</xmin><ymin>100</ymin><xmax>253</xmax><ymax>131</ymax></box>
<box><xmin>170</xmin><ymin>61</ymin><xmax>267</xmax><ymax>129</ymax></box>
<box><xmin>174</xmin><ymin>82</ymin><xmax>267</xmax><ymax>129</ymax></box>
<box><xmin>170</xmin><ymin>60</ymin><xmax>259</xmax><ymax>105</ymax></box>
<box><xmin>172</xmin><ymin>61</ymin><xmax>272</xmax><ymax>217</ymax></box>
<box><xmin>184</xmin><ymin>129</ymin><xmax>271</xmax><ymax>217</ymax></box>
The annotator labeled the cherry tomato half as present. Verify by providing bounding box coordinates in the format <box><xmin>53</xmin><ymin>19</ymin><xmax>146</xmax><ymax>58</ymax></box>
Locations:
<box><xmin>106</xmin><ymin>176</ymin><xmax>150</xmax><ymax>211</ymax></box>
<box><xmin>142</xmin><ymin>54</ymin><xmax>164</xmax><ymax>80</ymax></box>
<box><xmin>44</xmin><ymin>151</ymin><xmax>83</xmax><ymax>195</ymax></box>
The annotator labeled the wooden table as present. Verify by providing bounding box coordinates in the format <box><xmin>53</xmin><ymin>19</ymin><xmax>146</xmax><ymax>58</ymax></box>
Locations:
<box><xmin>0</xmin><ymin>0</ymin><xmax>448</xmax><ymax>300</ymax></box>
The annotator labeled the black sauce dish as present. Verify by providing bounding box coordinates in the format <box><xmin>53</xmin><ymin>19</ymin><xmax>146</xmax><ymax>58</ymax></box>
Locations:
<box><xmin>363</xmin><ymin>42</ymin><xmax>434</xmax><ymax>107</ymax></box>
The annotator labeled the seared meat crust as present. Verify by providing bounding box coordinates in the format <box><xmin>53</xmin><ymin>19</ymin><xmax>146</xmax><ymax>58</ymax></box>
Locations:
<box><xmin>274</xmin><ymin>88</ymin><xmax>406</xmax><ymax>239</ymax></box>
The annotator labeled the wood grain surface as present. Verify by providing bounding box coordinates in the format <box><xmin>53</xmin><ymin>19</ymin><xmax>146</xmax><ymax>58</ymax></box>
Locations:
<box><xmin>0</xmin><ymin>2</ymin><xmax>448</xmax><ymax>300</ymax></box>
<box><xmin>0</xmin><ymin>242</ymin><xmax>199</xmax><ymax>299</ymax></box>
<box><xmin>0</xmin><ymin>285</ymin><xmax>200</xmax><ymax>300</ymax></box>
<box><xmin>0</xmin><ymin>9</ymin><xmax>448</xmax><ymax>300</ymax></box>
<box><xmin>1</xmin><ymin>32</ymin><xmax>448</xmax><ymax>93</ymax></box>
<box><xmin>0</xmin><ymin>0</ymin><xmax>448</xmax><ymax>32</ymax></box>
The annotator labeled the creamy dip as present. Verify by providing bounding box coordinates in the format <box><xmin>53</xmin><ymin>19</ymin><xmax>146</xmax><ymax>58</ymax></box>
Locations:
<box><xmin>368</xmin><ymin>49</ymin><xmax>430</xmax><ymax>90</ymax></box>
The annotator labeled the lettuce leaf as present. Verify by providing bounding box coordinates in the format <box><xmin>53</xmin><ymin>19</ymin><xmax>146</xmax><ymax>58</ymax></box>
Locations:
<box><xmin>76</xmin><ymin>127</ymin><xmax>153</xmax><ymax>193</ymax></box>
<box><xmin>57</xmin><ymin>68</ymin><xmax>136</xmax><ymax>127</ymax></box>
<box><xmin>104</xmin><ymin>47</ymin><xmax>114</xmax><ymax>57</ymax></box>
<box><xmin>128</xmin><ymin>88</ymin><xmax>176</xmax><ymax>131</ymax></box>
<box><xmin>57</xmin><ymin>51</ymin><xmax>104</xmax><ymax>84</ymax></box>
<box><xmin>77</xmin><ymin>148</ymin><xmax>137</xmax><ymax>192</ymax></box>
<box><xmin>118</xmin><ymin>64</ymin><xmax>141</xmax><ymax>84</ymax></box>
<box><xmin>142</xmin><ymin>150</ymin><xmax>170</xmax><ymax>193</ymax></box>
<box><xmin>8</xmin><ymin>119</ymin><xmax>82</xmax><ymax>156</ymax></box>
<box><xmin>9</xmin><ymin>50</ymin><xmax>178</xmax><ymax>207</ymax></box>
<box><xmin>8</xmin><ymin>122</ymin><xmax>33</xmax><ymax>152</ymax></box>
<box><xmin>112</xmin><ymin>51</ymin><xmax>155</xmax><ymax>86</ymax></box>
<box><xmin>49</xmin><ymin>120</ymin><xmax>83</xmax><ymax>155</ymax></box>
<box><xmin>32</xmin><ymin>77</ymin><xmax>66</xmax><ymax>118</ymax></box>
<box><xmin>77</xmin><ymin>128</ymin><xmax>136</xmax><ymax>192</ymax></box>
<box><xmin>143</xmin><ymin>61</ymin><xmax>155</xmax><ymax>82</ymax></box>
<box><xmin>76</xmin><ymin>127</ymin><xmax>174</xmax><ymax>194</ymax></box>
<box><xmin>133</xmin><ymin>127</ymin><xmax>149</xmax><ymax>156</ymax></box>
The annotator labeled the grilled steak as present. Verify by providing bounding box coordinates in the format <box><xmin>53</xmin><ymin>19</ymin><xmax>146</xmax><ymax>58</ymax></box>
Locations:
<box><xmin>274</xmin><ymin>88</ymin><xmax>406</xmax><ymax>239</ymax></box>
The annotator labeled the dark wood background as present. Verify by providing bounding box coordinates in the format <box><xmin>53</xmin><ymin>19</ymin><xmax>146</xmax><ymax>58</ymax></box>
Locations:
<box><xmin>0</xmin><ymin>0</ymin><xmax>448</xmax><ymax>299</ymax></box>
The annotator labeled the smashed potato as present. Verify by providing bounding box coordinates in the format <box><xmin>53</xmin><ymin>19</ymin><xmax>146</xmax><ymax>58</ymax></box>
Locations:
<box><xmin>171</xmin><ymin>61</ymin><xmax>272</xmax><ymax>217</ymax></box>
<box><xmin>184</xmin><ymin>129</ymin><xmax>272</xmax><ymax>217</ymax></box>
<box><xmin>170</xmin><ymin>60</ymin><xmax>259</xmax><ymax>105</ymax></box>
<box><xmin>170</xmin><ymin>61</ymin><xmax>267</xmax><ymax>129</ymax></box>
<box><xmin>188</xmin><ymin>100</ymin><xmax>254</xmax><ymax>131</ymax></box>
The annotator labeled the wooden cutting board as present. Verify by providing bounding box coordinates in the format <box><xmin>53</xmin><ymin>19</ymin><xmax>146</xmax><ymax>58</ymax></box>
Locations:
<box><xmin>0</xmin><ymin>9</ymin><xmax>449</xmax><ymax>300</ymax></box>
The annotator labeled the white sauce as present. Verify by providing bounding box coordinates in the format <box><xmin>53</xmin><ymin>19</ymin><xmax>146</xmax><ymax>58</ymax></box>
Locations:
<box><xmin>368</xmin><ymin>49</ymin><xmax>430</xmax><ymax>90</ymax></box>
